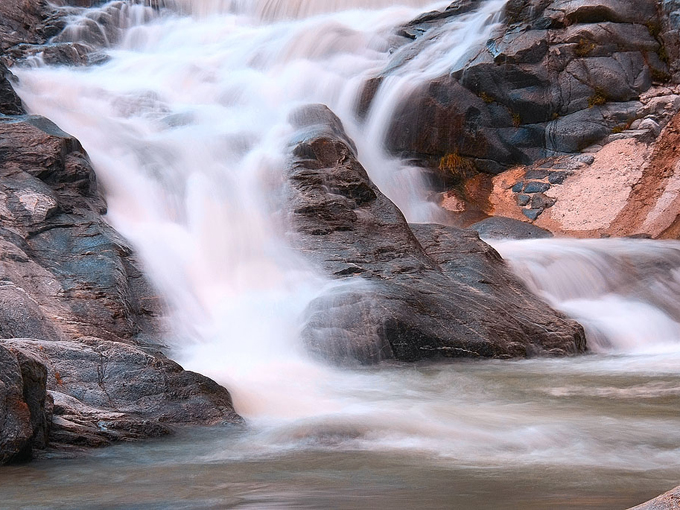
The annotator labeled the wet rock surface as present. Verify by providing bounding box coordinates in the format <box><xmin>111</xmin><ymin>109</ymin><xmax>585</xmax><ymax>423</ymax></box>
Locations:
<box><xmin>286</xmin><ymin>105</ymin><xmax>585</xmax><ymax>364</ymax></box>
<box><xmin>0</xmin><ymin>1</ymin><xmax>241</xmax><ymax>463</ymax></box>
<box><xmin>2</xmin><ymin>339</ymin><xmax>242</xmax><ymax>452</ymax></box>
<box><xmin>0</xmin><ymin>109</ymin><xmax>242</xmax><ymax>462</ymax></box>
<box><xmin>363</xmin><ymin>0</ymin><xmax>677</xmax><ymax>176</ymax></box>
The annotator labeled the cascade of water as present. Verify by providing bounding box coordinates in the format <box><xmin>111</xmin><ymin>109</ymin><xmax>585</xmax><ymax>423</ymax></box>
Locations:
<box><xmin>491</xmin><ymin>238</ymin><xmax>680</xmax><ymax>354</ymax></box>
<box><xmin>15</xmin><ymin>0</ymin><xmax>511</xmax><ymax>420</ymax></box>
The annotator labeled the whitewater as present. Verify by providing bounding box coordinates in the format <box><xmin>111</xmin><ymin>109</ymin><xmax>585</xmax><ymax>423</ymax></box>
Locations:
<box><xmin>5</xmin><ymin>0</ymin><xmax>680</xmax><ymax>507</ymax></box>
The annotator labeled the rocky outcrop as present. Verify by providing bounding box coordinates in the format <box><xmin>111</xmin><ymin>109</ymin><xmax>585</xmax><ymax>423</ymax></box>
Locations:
<box><xmin>2</xmin><ymin>339</ymin><xmax>241</xmax><ymax>451</ymax></box>
<box><xmin>629</xmin><ymin>485</ymin><xmax>680</xmax><ymax>510</ymax></box>
<box><xmin>361</xmin><ymin>0</ymin><xmax>675</xmax><ymax>177</ymax></box>
<box><xmin>0</xmin><ymin>111</ymin><xmax>242</xmax><ymax>462</ymax></box>
<box><xmin>0</xmin><ymin>0</ymin><xmax>242</xmax><ymax>463</ymax></box>
<box><xmin>286</xmin><ymin>104</ymin><xmax>585</xmax><ymax>364</ymax></box>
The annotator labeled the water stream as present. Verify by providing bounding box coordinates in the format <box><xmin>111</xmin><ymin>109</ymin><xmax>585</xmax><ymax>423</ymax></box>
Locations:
<box><xmin>4</xmin><ymin>0</ymin><xmax>680</xmax><ymax>507</ymax></box>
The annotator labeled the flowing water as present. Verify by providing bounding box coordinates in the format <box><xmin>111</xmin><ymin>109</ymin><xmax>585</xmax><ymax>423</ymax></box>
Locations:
<box><xmin>4</xmin><ymin>0</ymin><xmax>680</xmax><ymax>508</ymax></box>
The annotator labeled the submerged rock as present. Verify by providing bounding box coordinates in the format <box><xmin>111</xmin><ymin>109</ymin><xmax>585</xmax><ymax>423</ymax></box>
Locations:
<box><xmin>286</xmin><ymin>104</ymin><xmax>585</xmax><ymax>364</ymax></box>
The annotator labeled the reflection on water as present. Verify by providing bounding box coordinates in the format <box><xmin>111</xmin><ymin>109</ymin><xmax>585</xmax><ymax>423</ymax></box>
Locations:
<box><xmin>2</xmin><ymin>357</ymin><xmax>679</xmax><ymax>509</ymax></box>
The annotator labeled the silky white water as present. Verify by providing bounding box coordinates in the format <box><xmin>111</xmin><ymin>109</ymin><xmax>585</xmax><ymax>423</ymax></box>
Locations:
<box><xmin>8</xmin><ymin>0</ymin><xmax>680</xmax><ymax>507</ymax></box>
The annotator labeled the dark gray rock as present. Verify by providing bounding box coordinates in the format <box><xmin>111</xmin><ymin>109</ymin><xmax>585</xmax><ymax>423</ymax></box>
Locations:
<box><xmin>523</xmin><ymin>208</ymin><xmax>543</xmax><ymax>220</ymax></box>
<box><xmin>359</xmin><ymin>0</ymin><xmax>666</xmax><ymax>177</ymax></box>
<box><xmin>525</xmin><ymin>169</ymin><xmax>549</xmax><ymax>180</ymax></box>
<box><xmin>548</xmin><ymin>171</ymin><xmax>569</xmax><ymax>184</ymax></box>
<box><xmin>512</xmin><ymin>181</ymin><xmax>524</xmax><ymax>192</ymax></box>
<box><xmin>517</xmin><ymin>194</ymin><xmax>531</xmax><ymax>206</ymax></box>
<box><xmin>524</xmin><ymin>181</ymin><xmax>551</xmax><ymax>193</ymax></box>
<box><xmin>0</xmin><ymin>63</ymin><xmax>24</xmax><ymax>115</ymax></box>
<box><xmin>468</xmin><ymin>216</ymin><xmax>554</xmax><ymax>239</ymax></box>
<box><xmin>287</xmin><ymin>104</ymin><xmax>584</xmax><ymax>364</ymax></box>
<box><xmin>2</xmin><ymin>338</ymin><xmax>242</xmax><ymax>452</ymax></box>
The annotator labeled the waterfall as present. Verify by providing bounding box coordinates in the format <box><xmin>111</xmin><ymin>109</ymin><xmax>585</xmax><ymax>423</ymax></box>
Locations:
<box><xmin>6</xmin><ymin>1</ymin><xmax>680</xmax><ymax>500</ymax></box>
<box><xmin>15</xmin><ymin>0</ymin><xmax>510</xmax><ymax>418</ymax></box>
<box><xmin>491</xmin><ymin>238</ymin><xmax>680</xmax><ymax>355</ymax></box>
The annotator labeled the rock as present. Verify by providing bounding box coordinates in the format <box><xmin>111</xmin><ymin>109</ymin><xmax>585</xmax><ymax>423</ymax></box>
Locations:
<box><xmin>1</xmin><ymin>338</ymin><xmax>242</xmax><ymax>452</ymax></box>
<box><xmin>358</xmin><ymin>0</ymin><xmax>667</xmax><ymax>182</ymax></box>
<box><xmin>531</xmin><ymin>192</ymin><xmax>556</xmax><ymax>209</ymax></box>
<box><xmin>517</xmin><ymin>194</ymin><xmax>531</xmax><ymax>206</ymax></box>
<box><xmin>0</xmin><ymin>0</ymin><xmax>48</xmax><ymax>52</ymax></box>
<box><xmin>286</xmin><ymin>104</ymin><xmax>585</xmax><ymax>364</ymax></box>
<box><xmin>639</xmin><ymin>118</ymin><xmax>662</xmax><ymax>137</ymax></box>
<box><xmin>0</xmin><ymin>63</ymin><xmax>24</xmax><ymax>115</ymax></box>
<box><xmin>0</xmin><ymin>344</ymin><xmax>33</xmax><ymax>463</ymax></box>
<box><xmin>0</xmin><ymin>61</ymin><xmax>243</xmax><ymax>459</ymax></box>
<box><xmin>468</xmin><ymin>216</ymin><xmax>553</xmax><ymax>239</ymax></box>
<box><xmin>524</xmin><ymin>181</ymin><xmax>551</xmax><ymax>193</ymax></box>
<box><xmin>573</xmin><ymin>153</ymin><xmax>595</xmax><ymax>165</ymax></box>
<box><xmin>548</xmin><ymin>171</ymin><xmax>569</xmax><ymax>184</ymax></box>
<box><xmin>628</xmin><ymin>485</ymin><xmax>680</xmax><ymax>509</ymax></box>
<box><xmin>0</xmin><ymin>344</ymin><xmax>50</xmax><ymax>463</ymax></box>
<box><xmin>512</xmin><ymin>181</ymin><xmax>524</xmax><ymax>192</ymax></box>
<box><xmin>0</xmin><ymin>115</ymin><xmax>164</xmax><ymax>345</ymax></box>
<box><xmin>522</xmin><ymin>208</ymin><xmax>543</xmax><ymax>220</ymax></box>
<box><xmin>525</xmin><ymin>169</ymin><xmax>549</xmax><ymax>180</ymax></box>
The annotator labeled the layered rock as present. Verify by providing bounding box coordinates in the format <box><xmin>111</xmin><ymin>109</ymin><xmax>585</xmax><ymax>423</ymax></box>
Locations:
<box><xmin>0</xmin><ymin>344</ymin><xmax>50</xmax><ymax>463</ymax></box>
<box><xmin>286</xmin><ymin>104</ymin><xmax>585</xmax><ymax>364</ymax></box>
<box><xmin>0</xmin><ymin>110</ymin><xmax>242</xmax><ymax>462</ymax></box>
<box><xmin>0</xmin><ymin>0</ymin><xmax>242</xmax><ymax>463</ymax></box>
<box><xmin>361</xmin><ymin>0</ymin><xmax>674</xmax><ymax>177</ymax></box>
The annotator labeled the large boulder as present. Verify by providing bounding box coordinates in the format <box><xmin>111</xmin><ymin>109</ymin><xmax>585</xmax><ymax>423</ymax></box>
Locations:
<box><xmin>1</xmin><ymin>338</ymin><xmax>242</xmax><ymax>451</ymax></box>
<box><xmin>286</xmin><ymin>104</ymin><xmax>585</xmax><ymax>364</ymax></box>
<box><xmin>0</xmin><ymin>114</ymin><xmax>160</xmax><ymax>345</ymax></box>
<box><xmin>363</xmin><ymin>0</ymin><xmax>667</xmax><ymax>175</ymax></box>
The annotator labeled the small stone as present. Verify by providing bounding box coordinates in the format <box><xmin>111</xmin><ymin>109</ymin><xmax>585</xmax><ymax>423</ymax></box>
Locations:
<box><xmin>525</xmin><ymin>169</ymin><xmax>549</xmax><ymax>180</ymax></box>
<box><xmin>639</xmin><ymin>118</ymin><xmax>661</xmax><ymax>137</ymax></box>
<box><xmin>522</xmin><ymin>208</ymin><xmax>543</xmax><ymax>221</ymax></box>
<box><xmin>524</xmin><ymin>182</ymin><xmax>550</xmax><ymax>194</ymax></box>
<box><xmin>573</xmin><ymin>154</ymin><xmax>595</xmax><ymax>165</ymax></box>
<box><xmin>511</xmin><ymin>182</ymin><xmax>524</xmax><ymax>193</ymax></box>
<box><xmin>517</xmin><ymin>194</ymin><xmax>530</xmax><ymax>206</ymax></box>
<box><xmin>548</xmin><ymin>171</ymin><xmax>568</xmax><ymax>185</ymax></box>
<box><xmin>538</xmin><ymin>160</ymin><xmax>554</xmax><ymax>168</ymax></box>
<box><xmin>531</xmin><ymin>193</ymin><xmax>556</xmax><ymax>209</ymax></box>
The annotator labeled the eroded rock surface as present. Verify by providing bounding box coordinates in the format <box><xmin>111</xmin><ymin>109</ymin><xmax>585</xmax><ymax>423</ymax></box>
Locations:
<box><xmin>287</xmin><ymin>104</ymin><xmax>585</xmax><ymax>364</ymax></box>
<box><xmin>362</xmin><ymin>0</ymin><xmax>673</xmax><ymax>176</ymax></box>
<box><xmin>0</xmin><ymin>1</ymin><xmax>241</xmax><ymax>462</ymax></box>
